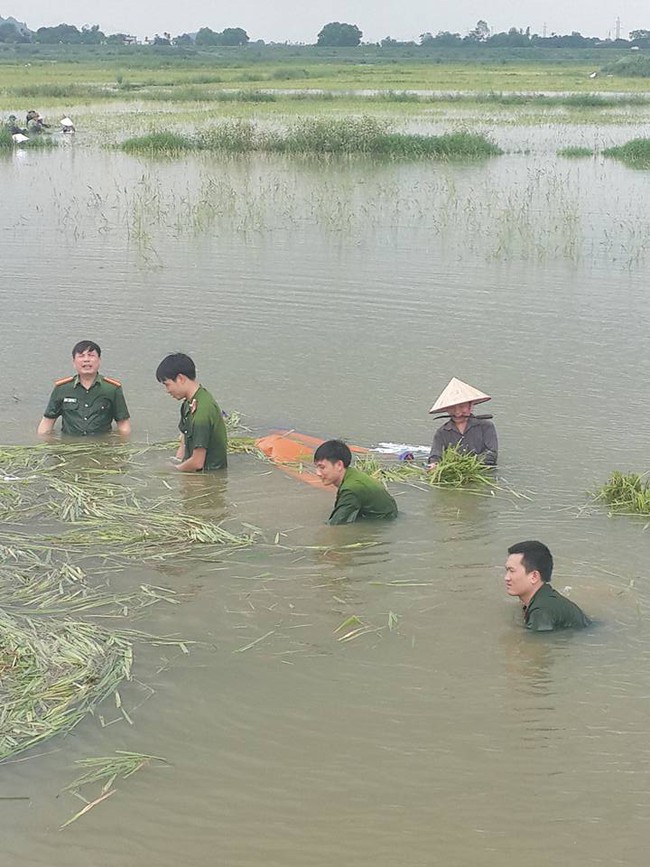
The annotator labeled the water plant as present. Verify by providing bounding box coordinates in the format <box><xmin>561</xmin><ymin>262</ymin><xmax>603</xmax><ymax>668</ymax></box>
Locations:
<box><xmin>122</xmin><ymin>118</ymin><xmax>502</xmax><ymax>159</ymax></box>
<box><xmin>603</xmin><ymin>138</ymin><xmax>650</xmax><ymax>168</ymax></box>
<box><xmin>595</xmin><ymin>471</ymin><xmax>650</xmax><ymax>514</ymax></box>
<box><xmin>557</xmin><ymin>146</ymin><xmax>594</xmax><ymax>157</ymax></box>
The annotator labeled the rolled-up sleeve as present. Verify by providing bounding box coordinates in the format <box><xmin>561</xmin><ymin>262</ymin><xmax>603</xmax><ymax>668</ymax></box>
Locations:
<box><xmin>43</xmin><ymin>389</ymin><xmax>62</xmax><ymax>419</ymax></box>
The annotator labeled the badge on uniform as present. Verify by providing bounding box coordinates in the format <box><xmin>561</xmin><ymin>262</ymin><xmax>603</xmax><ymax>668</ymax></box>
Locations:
<box><xmin>63</xmin><ymin>397</ymin><xmax>78</xmax><ymax>403</ymax></box>
<box><xmin>190</xmin><ymin>399</ymin><xmax>197</xmax><ymax>414</ymax></box>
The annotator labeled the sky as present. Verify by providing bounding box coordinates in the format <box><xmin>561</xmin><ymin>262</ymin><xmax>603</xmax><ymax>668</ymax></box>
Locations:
<box><xmin>4</xmin><ymin>1</ymin><xmax>649</xmax><ymax>43</ymax></box>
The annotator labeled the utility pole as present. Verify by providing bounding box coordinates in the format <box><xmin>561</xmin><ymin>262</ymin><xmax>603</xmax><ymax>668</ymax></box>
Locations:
<box><xmin>615</xmin><ymin>17</ymin><xmax>621</xmax><ymax>40</ymax></box>
<box><xmin>543</xmin><ymin>21</ymin><xmax>547</xmax><ymax>38</ymax></box>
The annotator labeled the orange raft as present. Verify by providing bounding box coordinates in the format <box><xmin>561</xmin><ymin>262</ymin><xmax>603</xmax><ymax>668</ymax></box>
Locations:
<box><xmin>255</xmin><ymin>430</ymin><xmax>369</xmax><ymax>488</ymax></box>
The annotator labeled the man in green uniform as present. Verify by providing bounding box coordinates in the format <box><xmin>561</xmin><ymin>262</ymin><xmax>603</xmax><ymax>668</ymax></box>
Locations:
<box><xmin>155</xmin><ymin>353</ymin><xmax>227</xmax><ymax>472</ymax></box>
<box><xmin>37</xmin><ymin>340</ymin><xmax>131</xmax><ymax>437</ymax></box>
<box><xmin>504</xmin><ymin>540</ymin><xmax>591</xmax><ymax>632</ymax></box>
<box><xmin>314</xmin><ymin>440</ymin><xmax>398</xmax><ymax>525</ymax></box>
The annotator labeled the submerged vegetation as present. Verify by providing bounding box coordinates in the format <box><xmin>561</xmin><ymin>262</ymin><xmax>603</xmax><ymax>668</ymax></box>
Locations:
<box><xmin>595</xmin><ymin>471</ymin><xmax>650</xmax><ymax>514</ymax></box>
<box><xmin>603</xmin><ymin>138</ymin><xmax>650</xmax><ymax>168</ymax></box>
<box><xmin>557</xmin><ymin>146</ymin><xmax>594</xmax><ymax>158</ymax></box>
<box><xmin>122</xmin><ymin>118</ymin><xmax>502</xmax><ymax>159</ymax></box>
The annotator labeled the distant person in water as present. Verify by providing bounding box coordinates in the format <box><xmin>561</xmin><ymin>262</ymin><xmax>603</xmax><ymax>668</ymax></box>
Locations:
<box><xmin>314</xmin><ymin>439</ymin><xmax>398</xmax><ymax>525</ymax></box>
<box><xmin>4</xmin><ymin>115</ymin><xmax>25</xmax><ymax>135</ymax></box>
<box><xmin>37</xmin><ymin>340</ymin><xmax>131</xmax><ymax>437</ymax></box>
<box><xmin>504</xmin><ymin>540</ymin><xmax>591</xmax><ymax>632</ymax></box>
<box><xmin>427</xmin><ymin>377</ymin><xmax>498</xmax><ymax>469</ymax></box>
<box><xmin>25</xmin><ymin>110</ymin><xmax>49</xmax><ymax>133</ymax></box>
<box><xmin>155</xmin><ymin>352</ymin><xmax>227</xmax><ymax>472</ymax></box>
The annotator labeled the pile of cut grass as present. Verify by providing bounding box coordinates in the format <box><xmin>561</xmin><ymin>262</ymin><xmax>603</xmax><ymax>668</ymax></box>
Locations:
<box><xmin>354</xmin><ymin>444</ymin><xmax>494</xmax><ymax>489</ymax></box>
<box><xmin>122</xmin><ymin>118</ymin><xmax>502</xmax><ymax>159</ymax></box>
<box><xmin>603</xmin><ymin>138</ymin><xmax>650</xmax><ymax>168</ymax></box>
<box><xmin>595</xmin><ymin>471</ymin><xmax>650</xmax><ymax>514</ymax></box>
<box><xmin>0</xmin><ymin>609</ymin><xmax>132</xmax><ymax>762</ymax></box>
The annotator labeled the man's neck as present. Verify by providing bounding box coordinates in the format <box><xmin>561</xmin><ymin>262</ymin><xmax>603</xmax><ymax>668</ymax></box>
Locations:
<box><xmin>521</xmin><ymin>583</ymin><xmax>544</xmax><ymax>607</ymax></box>
<box><xmin>453</xmin><ymin>418</ymin><xmax>469</xmax><ymax>434</ymax></box>
<box><xmin>78</xmin><ymin>373</ymin><xmax>98</xmax><ymax>389</ymax></box>
<box><xmin>185</xmin><ymin>382</ymin><xmax>201</xmax><ymax>402</ymax></box>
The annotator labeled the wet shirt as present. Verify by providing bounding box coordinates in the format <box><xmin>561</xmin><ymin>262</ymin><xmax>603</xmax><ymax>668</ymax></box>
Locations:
<box><xmin>328</xmin><ymin>467</ymin><xmax>398</xmax><ymax>525</ymax></box>
<box><xmin>523</xmin><ymin>583</ymin><xmax>591</xmax><ymax>632</ymax></box>
<box><xmin>43</xmin><ymin>374</ymin><xmax>130</xmax><ymax>436</ymax></box>
<box><xmin>179</xmin><ymin>385</ymin><xmax>228</xmax><ymax>470</ymax></box>
<box><xmin>428</xmin><ymin>416</ymin><xmax>498</xmax><ymax>466</ymax></box>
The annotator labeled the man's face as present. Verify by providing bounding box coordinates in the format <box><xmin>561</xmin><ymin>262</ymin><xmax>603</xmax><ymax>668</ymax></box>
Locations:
<box><xmin>504</xmin><ymin>553</ymin><xmax>535</xmax><ymax>598</ymax></box>
<box><xmin>315</xmin><ymin>458</ymin><xmax>345</xmax><ymax>487</ymax></box>
<box><xmin>449</xmin><ymin>402</ymin><xmax>473</xmax><ymax>421</ymax></box>
<box><xmin>73</xmin><ymin>349</ymin><xmax>100</xmax><ymax>377</ymax></box>
<box><xmin>161</xmin><ymin>376</ymin><xmax>185</xmax><ymax>400</ymax></box>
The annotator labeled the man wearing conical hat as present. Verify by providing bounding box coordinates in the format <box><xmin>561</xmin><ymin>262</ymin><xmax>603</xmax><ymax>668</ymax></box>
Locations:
<box><xmin>426</xmin><ymin>377</ymin><xmax>498</xmax><ymax>469</ymax></box>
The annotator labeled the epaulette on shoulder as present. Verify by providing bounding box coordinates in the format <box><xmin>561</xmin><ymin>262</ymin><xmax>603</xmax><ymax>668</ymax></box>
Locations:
<box><xmin>103</xmin><ymin>376</ymin><xmax>122</xmax><ymax>387</ymax></box>
<box><xmin>54</xmin><ymin>376</ymin><xmax>74</xmax><ymax>386</ymax></box>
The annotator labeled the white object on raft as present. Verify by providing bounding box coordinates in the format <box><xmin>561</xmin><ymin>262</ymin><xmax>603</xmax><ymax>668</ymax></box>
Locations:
<box><xmin>12</xmin><ymin>133</ymin><xmax>29</xmax><ymax>144</ymax></box>
<box><xmin>60</xmin><ymin>116</ymin><xmax>75</xmax><ymax>131</ymax></box>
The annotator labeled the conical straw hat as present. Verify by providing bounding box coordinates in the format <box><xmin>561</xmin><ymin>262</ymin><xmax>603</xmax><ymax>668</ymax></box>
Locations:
<box><xmin>429</xmin><ymin>377</ymin><xmax>491</xmax><ymax>414</ymax></box>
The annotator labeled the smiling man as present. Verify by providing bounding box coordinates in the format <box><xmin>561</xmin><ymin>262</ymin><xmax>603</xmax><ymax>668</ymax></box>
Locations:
<box><xmin>504</xmin><ymin>540</ymin><xmax>591</xmax><ymax>632</ymax></box>
<box><xmin>156</xmin><ymin>352</ymin><xmax>227</xmax><ymax>472</ymax></box>
<box><xmin>427</xmin><ymin>377</ymin><xmax>498</xmax><ymax>470</ymax></box>
<box><xmin>314</xmin><ymin>439</ymin><xmax>398</xmax><ymax>525</ymax></box>
<box><xmin>37</xmin><ymin>340</ymin><xmax>131</xmax><ymax>437</ymax></box>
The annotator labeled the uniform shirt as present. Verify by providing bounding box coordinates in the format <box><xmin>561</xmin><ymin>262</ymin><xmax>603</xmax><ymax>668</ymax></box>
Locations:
<box><xmin>428</xmin><ymin>416</ymin><xmax>498</xmax><ymax>466</ymax></box>
<box><xmin>523</xmin><ymin>582</ymin><xmax>591</xmax><ymax>632</ymax></box>
<box><xmin>179</xmin><ymin>385</ymin><xmax>228</xmax><ymax>470</ymax></box>
<box><xmin>43</xmin><ymin>374</ymin><xmax>130</xmax><ymax>436</ymax></box>
<box><xmin>328</xmin><ymin>466</ymin><xmax>398</xmax><ymax>525</ymax></box>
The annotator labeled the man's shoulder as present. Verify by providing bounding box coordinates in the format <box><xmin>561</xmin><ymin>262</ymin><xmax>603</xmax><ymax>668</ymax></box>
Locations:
<box><xmin>101</xmin><ymin>375</ymin><xmax>124</xmax><ymax>389</ymax></box>
<box><xmin>52</xmin><ymin>375</ymin><xmax>74</xmax><ymax>388</ymax></box>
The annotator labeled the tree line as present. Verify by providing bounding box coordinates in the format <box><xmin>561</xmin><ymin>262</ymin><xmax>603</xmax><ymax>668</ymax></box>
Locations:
<box><xmin>1</xmin><ymin>17</ymin><xmax>650</xmax><ymax>48</ymax></box>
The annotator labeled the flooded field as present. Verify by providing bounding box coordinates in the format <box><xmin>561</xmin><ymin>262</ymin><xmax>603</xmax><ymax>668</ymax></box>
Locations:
<box><xmin>2</xmin><ymin>110</ymin><xmax>650</xmax><ymax>865</ymax></box>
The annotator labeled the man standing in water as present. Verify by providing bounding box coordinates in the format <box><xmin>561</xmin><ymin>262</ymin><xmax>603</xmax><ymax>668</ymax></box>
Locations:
<box><xmin>314</xmin><ymin>439</ymin><xmax>398</xmax><ymax>524</ymax></box>
<box><xmin>37</xmin><ymin>340</ymin><xmax>131</xmax><ymax>437</ymax></box>
<box><xmin>504</xmin><ymin>540</ymin><xmax>591</xmax><ymax>632</ymax></box>
<box><xmin>156</xmin><ymin>353</ymin><xmax>227</xmax><ymax>472</ymax></box>
<box><xmin>427</xmin><ymin>377</ymin><xmax>498</xmax><ymax>469</ymax></box>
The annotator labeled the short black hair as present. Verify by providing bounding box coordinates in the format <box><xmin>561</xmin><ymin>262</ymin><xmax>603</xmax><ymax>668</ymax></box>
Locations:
<box><xmin>72</xmin><ymin>340</ymin><xmax>101</xmax><ymax>357</ymax></box>
<box><xmin>507</xmin><ymin>540</ymin><xmax>553</xmax><ymax>583</ymax></box>
<box><xmin>155</xmin><ymin>352</ymin><xmax>196</xmax><ymax>382</ymax></box>
<box><xmin>313</xmin><ymin>439</ymin><xmax>352</xmax><ymax>467</ymax></box>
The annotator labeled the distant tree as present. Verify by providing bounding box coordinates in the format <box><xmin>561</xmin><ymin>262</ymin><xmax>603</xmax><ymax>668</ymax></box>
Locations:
<box><xmin>106</xmin><ymin>32</ymin><xmax>133</xmax><ymax>44</ymax></box>
<box><xmin>80</xmin><ymin>24</ymin><xmax>104</xmax><ymax>45</ymax></box>
<box><xmin>466</xmin><ymin>19</ymin><xmax>490</xmax><ymax>42</ymax></box>
<box><xmin>173</xmin><ymin>32</ymin><xmax>194</xmax><ymax>46</ymax></box>
<box><xmin>431</xmin><ymin>30</ymin><xmax>462</xmax><ymax>46</ymax></box>
<box><xmin>488</xmin><ymin>27</ymin><xmax>529</xmax><ymax>47</ymax></box>
<box><xmin>34</xmin><ymin>23</ymin><xmax>82</xmax><ymax>43</ymax></box>
<box><xmin>630</xmin><ymin>29</ymin><xmax>650</xmax><ymax>46</ymax></box>
<box><xmin>419</xmin><ymin>32</ymin><xmax>434</xmax><ymax>46</ymax></box>
<box><xmin>195</xmin><ymin>26</ymin><xmax>248</xmax><ymax>46</ymax></box>
<box><xmin>316</xmin><ymin>22</ymin><xmax>362</xmax><ymax>47</ymax></box>
<box><xmin>218</xmin><ymin>27</ymin><xmax>249</xmax><ymax>46</ymax></box>
<box><xmin>152</xmin><ymin>33</ymin><xmax>171</xmax><ymax>45</ymax></box>
<box><xmin>0</xmin><ymin>20</ymin><xmax>29</xmax><ymax>42</ymax></box>
<box><xmin>195</xmin><ymin>27</ymin><xmax>220</xmax><ymax>46</ymax></box>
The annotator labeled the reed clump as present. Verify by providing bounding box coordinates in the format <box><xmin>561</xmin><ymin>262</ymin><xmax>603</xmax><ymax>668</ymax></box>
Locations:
<box><xmin>603</xmin><ymin>138</ymin><xmax>650</xmax><ymax>168</ymax></box>
<box><xmin>122</xmin><ymin>118</ymin><xmax>502</xmax><ymax>159</ymax></box>
<box><xmin>595</xmin><ymin>471</ymin><xmax>650</xmax><ymax>514</ymax></box>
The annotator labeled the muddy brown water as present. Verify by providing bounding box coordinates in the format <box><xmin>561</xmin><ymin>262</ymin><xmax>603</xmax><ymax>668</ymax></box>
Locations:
<box><xmin>2</xmin><ymin>134</ymin><xmax>650</xmax><ymax>865</ymax></box>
